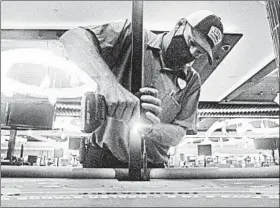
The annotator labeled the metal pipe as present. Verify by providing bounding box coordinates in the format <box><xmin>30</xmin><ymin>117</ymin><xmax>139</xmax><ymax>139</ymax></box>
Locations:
<box><xmin>150</xmin><ymin>167</ymin><xmax>280</xmax><ymax>179</ymax></box>
<box><xmin>131</xmin><ymin>0</ymin><xmax>144</xmax><ymax>94</ymax></box>
<box><xmin>1</xmin><ymin>166</ymin><xmax>116</xmax><ymax>179</ymax></box>
<box><xmin>2</xmin><ymin>166</ymin><xmax>279</xmax><ymax>179</ymax></box>
<box><xmin>129</xmin><ymin>0</ymin><xmax>144</xmax><ymax>181</ymax></box>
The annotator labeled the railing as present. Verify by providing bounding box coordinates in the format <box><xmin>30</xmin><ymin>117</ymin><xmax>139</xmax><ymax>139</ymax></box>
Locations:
<box><xmin>1</xmin><ymin>166</ymin><xmax>279</xmax><ymax>180</ymax></box>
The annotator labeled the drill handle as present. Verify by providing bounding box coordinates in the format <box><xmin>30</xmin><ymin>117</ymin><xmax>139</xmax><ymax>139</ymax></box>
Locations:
<box><xmin>80</xmin><ymin>92</ymin><xmax>106</xmax><ymax>133</ymax></box>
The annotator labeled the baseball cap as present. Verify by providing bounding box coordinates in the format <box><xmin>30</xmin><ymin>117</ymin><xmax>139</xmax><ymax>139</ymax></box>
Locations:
<box><xmin>186</xmin><ymin>10</ymin><xmax>224</xmax><ymax>64</ymax></box>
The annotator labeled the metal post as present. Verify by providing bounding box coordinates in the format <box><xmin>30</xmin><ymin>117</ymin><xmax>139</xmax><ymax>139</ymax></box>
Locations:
<box><xmin>272</xmin><ymin>149</ymin><xmax>275</xmax><ymax>163</ymax></box>
<box><xmin>128</xmin><ymin>126</ymin><xmax>142</xmax><ymax>181</ymax></box>
<box><xmin>20</xmin><ymin>144</ymin><xmax>24</xmax><ymax>158</ymax></box>
<box><xmin>131</xmin><ymin>1</ymin><xmax>144</xmax><ymax>94</ymax></box>
<box><xmin>129</xmin><ymin>0</ymin><xmax>144</xmax><ymax>181</ymax></box>
<box><xmin>6</xmin><ymin>129</ymin><xmax>17</xmax><ymax>161</ymax></box>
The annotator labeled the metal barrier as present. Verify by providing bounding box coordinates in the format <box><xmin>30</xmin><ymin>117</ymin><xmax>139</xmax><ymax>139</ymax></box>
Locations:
<box><xmin>1</xmin><ymin>166</ymin><xmax>279</xmax><ymax>179</ymax></box>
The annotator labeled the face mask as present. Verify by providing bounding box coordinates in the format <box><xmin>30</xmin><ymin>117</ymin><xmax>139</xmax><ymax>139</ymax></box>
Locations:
<box><xmin>163</xmin><ymin>34</ymin><xmax>195</xmax><ymax>69</ymax></box>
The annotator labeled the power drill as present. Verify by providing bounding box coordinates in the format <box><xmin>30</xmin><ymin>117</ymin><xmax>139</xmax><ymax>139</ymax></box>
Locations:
<box><xmin>79</xmin><ymin>92</ymin><xmax>106</xmax><ymax>165</ymax></box>
<box><xmin>80</xmin><ymin>92</ymin><xmax>107</xmax><ymax>133</ymax></box>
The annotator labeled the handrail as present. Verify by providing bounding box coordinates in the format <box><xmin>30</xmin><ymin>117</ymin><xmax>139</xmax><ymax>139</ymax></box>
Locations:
<box><xmin>1</xmin><ymin>166</ymin><xmax>279</xmax><ymax>179</ymax></box>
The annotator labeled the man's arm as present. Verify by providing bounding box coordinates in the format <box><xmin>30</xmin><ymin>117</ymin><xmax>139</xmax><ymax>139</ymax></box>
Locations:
<box><xmin>143</xmin><ymin>89</ymin><xmax>200</xmax><ymax>147</ymax></box>
<box><xmin>140</xmin><ymin>73</ymin><xmax>201</xmax><ymax>147</ymax></box>
<box><xmin>145</xmin><ymin>123</ymin><xmax>186</xmax><ymax>146</ymax></box>
<box><xmin>60</xmin><ymin>28</ymin><xmax>140</xmax><ymax>122</ymax></box>
<box><xmin>60</xmin><ymin>28</ymin><xmax>112</xmax><ymax>81</ymax></box>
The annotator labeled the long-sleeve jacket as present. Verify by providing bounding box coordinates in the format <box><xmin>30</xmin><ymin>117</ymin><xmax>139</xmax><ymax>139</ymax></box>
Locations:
<box><xmin>60</xmin><ymin>20</ymin><xmax>201</xmax><ymax>164</ymax></box>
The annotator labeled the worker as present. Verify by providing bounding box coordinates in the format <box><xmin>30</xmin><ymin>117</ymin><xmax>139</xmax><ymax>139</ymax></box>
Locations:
<box><xmin>60</xmin><ymin>10</ymin><xmax>224</xmax><ymax>168</ymax></box>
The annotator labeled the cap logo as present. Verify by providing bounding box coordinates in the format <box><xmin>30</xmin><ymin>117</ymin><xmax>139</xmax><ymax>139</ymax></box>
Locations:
<box><xmin>207</xmin><ymin>26</ymin><xmax>222</xmax><ymax>46</ymax></box>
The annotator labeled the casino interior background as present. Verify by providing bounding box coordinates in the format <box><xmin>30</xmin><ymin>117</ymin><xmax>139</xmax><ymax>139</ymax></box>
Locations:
<box><xmin>0</xmin><ymin>1</ymin><xmax>279</xmax><ymax>207</ymax></box>
<box><xmin>1</xmin><ymin>1</ymin><xmax>279</xmax><ymax>169</ymax></box>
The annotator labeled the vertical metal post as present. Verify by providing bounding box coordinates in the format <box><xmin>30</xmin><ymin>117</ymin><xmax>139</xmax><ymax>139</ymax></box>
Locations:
<box><xmin>131</xmin><ymin>1</ymin><xmax>144</xmax><ymax>94</ymax></box>
<box><xmin>20</xmin><ymin>144</ymin><xmax>24</xmax><ymax>158</ymax></box>
<box><xmin>129</xmin><ymin>1</ymin><xmax>145</xmax><ymax>181</ymax></box>
<box><xmin>6</xmin><ymin>129</ymin><xmax>17</xmax><ymax>161</ymax></box>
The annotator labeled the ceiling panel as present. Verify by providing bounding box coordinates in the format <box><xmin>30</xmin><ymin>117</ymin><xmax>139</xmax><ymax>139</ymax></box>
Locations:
<box><xmin>220</xmin><ymin>60</ymin><xmax>278</xmax><ymax>103</ymax></box>
<box><xmin>231</xmin><ymin>69</ymin><xmax>279</xmax><ymax>103</ymax></box>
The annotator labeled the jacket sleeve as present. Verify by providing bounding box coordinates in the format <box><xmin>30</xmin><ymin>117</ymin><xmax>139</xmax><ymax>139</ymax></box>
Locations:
<box><xmin>146</xmin><ymin>69</ymin><xmax>201</xmax><ymax>147</ymax></box>
<box><xmin>85</xmin><ymin>20</ymin><xmax>131</xmax><ymax>69</ymax></box>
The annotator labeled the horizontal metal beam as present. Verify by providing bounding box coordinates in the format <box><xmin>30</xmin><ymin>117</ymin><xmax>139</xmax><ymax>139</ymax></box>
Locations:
<box><xmin>183</xmin><ymin>131</ymin><xmax>279</xmax><ymax>138</ymax></box>
<box><xmin>1</xmin><ymin>166</ymin><xmax>116</xmax><ymax>179</ymax></box>
<box><xmin>1</xmin><ymin>166</ymin><xmax>279</xmax><ymax>179</ymax></box>
<box><xmin>198</xmin><ymin>115</ymin><xmax>279</xmax><ymax>119</ymax></box>
<box><xmin>1</xmin><ymin>29</ymin><xmax>166</xmax><ymax>40</ymax></box>
<box><xmin>221</xmin><ymin>59</ymin><xmax>277</xmax><ymax>103</ymax></box>
<box><xmin>150</xmin><ymin>167</ymin><xmax>279</xmax><ymax>179</ymax></box>
<box><xmin>1</xmin><ymin>29</ymin><xmax>65</xmax><ymax>40</ymax></box>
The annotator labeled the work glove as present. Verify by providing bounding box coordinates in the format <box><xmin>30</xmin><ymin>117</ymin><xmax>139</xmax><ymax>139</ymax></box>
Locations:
<box><xmin>137</xmin><ymin>87</ymin><xmax>161</xmax><ymax>124</ymax></box>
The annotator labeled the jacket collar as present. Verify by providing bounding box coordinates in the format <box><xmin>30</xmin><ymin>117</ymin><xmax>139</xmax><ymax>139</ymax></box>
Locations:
<box><xmin>146</xmin><ymin>32</ymin><xmax>167</xmax><ymax>51</ymax></box>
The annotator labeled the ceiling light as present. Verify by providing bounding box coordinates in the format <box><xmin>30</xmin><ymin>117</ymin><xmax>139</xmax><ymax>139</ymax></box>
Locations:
<box><xmin>1</xmin><ymin>48</ymin><xmax>97</xmax><ymax>98</ymax></box>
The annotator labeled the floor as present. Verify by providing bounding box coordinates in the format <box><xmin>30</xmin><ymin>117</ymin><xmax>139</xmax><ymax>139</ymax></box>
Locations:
<box><xmin>1</xmin><ymin>177</ymin><xmax>279</xmax><ymax>207</ymax></box>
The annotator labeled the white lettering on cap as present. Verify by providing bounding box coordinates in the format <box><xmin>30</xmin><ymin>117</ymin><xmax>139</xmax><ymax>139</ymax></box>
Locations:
<box><xmin>207</xmin><ymin>26</ymin><xmax>222</xmax><ymax>46</ymax></box>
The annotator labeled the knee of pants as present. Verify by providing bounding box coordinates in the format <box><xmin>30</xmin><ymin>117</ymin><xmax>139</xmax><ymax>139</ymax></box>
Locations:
<box><xmin>84</xmin><ymin>145</ymin><xmax>104</xmax><ymax>168</ymax></box>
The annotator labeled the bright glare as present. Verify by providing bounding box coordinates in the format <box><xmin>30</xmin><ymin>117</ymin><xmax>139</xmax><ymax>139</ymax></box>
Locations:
<box><xmin>219</xmin><ymin>138</ymin><xmax>224</xmax><ymax>148</ymax></box>
<box><xmin>40</xmin><ymin>75</ymin><xmax>51</xmax><ymax>89</ymax></box>
<box><xmin>128</xmin><ymin>119</ymin><xmax>152</xmax><ymax>142</ymax></box>
<box><xmin>48</xmin><ymin>94</ymin><xmax>57</xmax><ymax>106</ymax></box>
<box><xmin>1</xmin><ymin>48</ymin><xmax>97</xmax><ymax>99</ymax></box>
<box><xmin>2</xmin><ymin>90</ymin><xmax>13</xmax><ymax>97</ymax></box>
<box><xmin>27</xmin><ymin>130</ymin><xmax>33</xmax><ymax>136</ymax></box>
<box><xmin>131</xmin><ymin>121</ymin><xmax>146</xmax><ymax>133</ymax></box>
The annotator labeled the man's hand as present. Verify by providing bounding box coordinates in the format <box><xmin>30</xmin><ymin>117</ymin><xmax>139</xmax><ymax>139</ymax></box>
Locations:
<box><xmin>139</xmin><ymin>87</ymin><xmax>161</xmax><ymax>124</ymax></box>
<box><xmin>60</xmin><ymin>28</ymin><xmax>140</xmax><ymax>123</ymax></box>
<box><xmin>98</xmin><ymin>82</ymin><xmax>140</xmax><ymax>122</ymax></box>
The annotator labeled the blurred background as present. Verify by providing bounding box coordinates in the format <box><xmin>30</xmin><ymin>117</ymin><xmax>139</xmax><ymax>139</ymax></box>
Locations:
<box><xmin>1</xmin><ymin>1</ymin><xmax>279</xmax><ymax>168</ymax></box>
